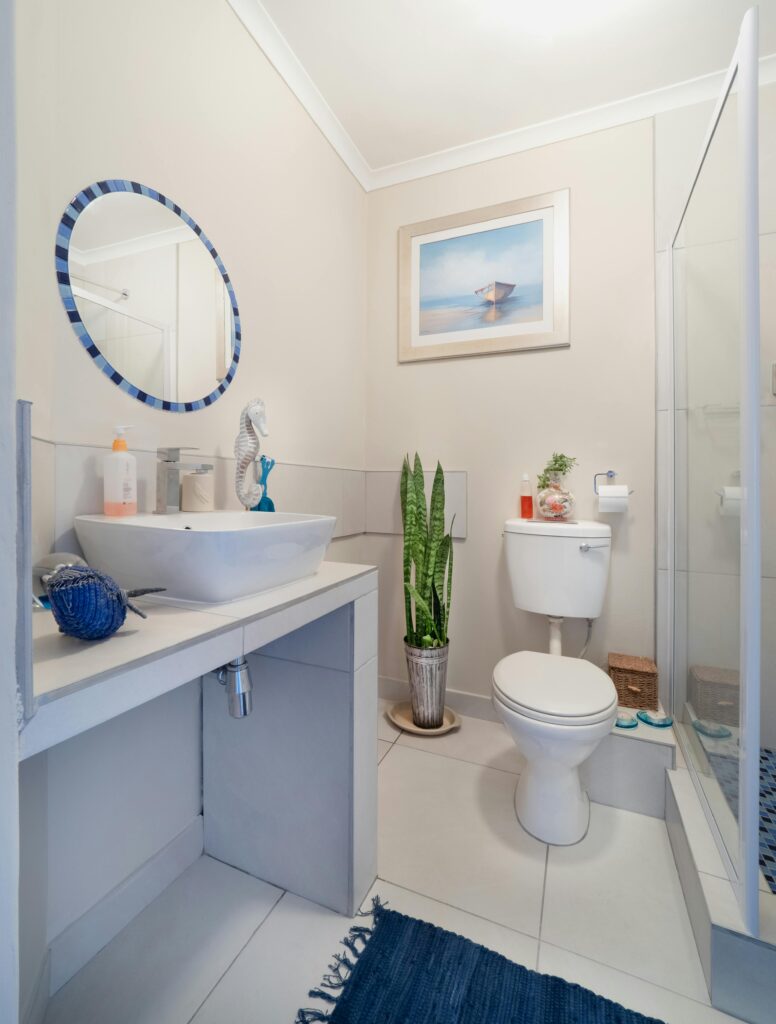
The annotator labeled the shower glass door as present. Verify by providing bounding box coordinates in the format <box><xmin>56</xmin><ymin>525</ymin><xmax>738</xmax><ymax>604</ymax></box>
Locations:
<box><xmin>671</xmin><ymin>8</ymin><xmax>761</xmax><ymax>934</ymax></box>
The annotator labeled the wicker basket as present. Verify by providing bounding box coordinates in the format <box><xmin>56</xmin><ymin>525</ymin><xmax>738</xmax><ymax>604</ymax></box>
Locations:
<box><xmin>688</xmin><ymin>665</ymin><xmax>739</xmax><ymax>726</ymax></box>
<box><xmin>608</xmin><ymin>653</ymin><xmax>659</xmax><ymax>710</ymax></box>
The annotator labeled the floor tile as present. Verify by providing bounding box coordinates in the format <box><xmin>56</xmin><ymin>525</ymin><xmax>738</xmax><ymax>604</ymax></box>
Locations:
<box><xmin>538</xmin><ymin>943</ymin><xmax>740</xmax><ymax>1024</ymax></box>
<box><xmin>542</xmin><ymin>803</ymin><xmax>709</xmax><ymax>1002</ymax></box>
<box><xmin>45</xmin><ymin>856</ymin><xmax>282</xmax><ymax>1024</ymax></box>
<box><xmin>397</xmin><ymin>715</ymin><xmax>523</xmax><ymax>774</ymax></box>
<box><xmin>192</xmin><ymin>878</ymin><xmax>539</xmax><ymax>1024</ymax></box>
<box><xmin>378</xmin><ymin>698</ymin><xmax>402</xmax><ymax>742</ymax></box>
<box><xmin>378</xmin><ymin>745</ymin><xmax>547</xmax><ymax>935</ymax></box>
<box><xmin>190</xmin><ymin>891</ymin><xmax>353</xmax><ymax>1024</ymax></box>
<box><xmin>366</xmin><ymin>879</ymin><xmax>537</xmax><ymax>968</ymax></box>
<box><xmin>378</xmin><ymin>739</ymin><xmax>393</xmax><ymax>762</ymax></box>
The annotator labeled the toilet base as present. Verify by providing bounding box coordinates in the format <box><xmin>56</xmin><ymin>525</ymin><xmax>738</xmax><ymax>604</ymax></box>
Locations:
<box><xmin>514</xmin><ymin>763</ymin><xmax>591</xmax><ymax>846</ymax></box>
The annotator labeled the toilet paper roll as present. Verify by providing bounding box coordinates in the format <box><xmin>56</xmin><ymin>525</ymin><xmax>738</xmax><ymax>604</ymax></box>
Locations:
<box><xmin>719</xmin><ymin>486</ymin><xmax>741</xmax><ymax>517</ymax></box>
<box><xmin>181</xmin><ymin>472</ymin><xmax>215</xmax><ymax>512</ymax></box>
<box><xmin>597</xmin><ymin>484</ymin><xmax>629</xmax><ymax>514</ymax></box>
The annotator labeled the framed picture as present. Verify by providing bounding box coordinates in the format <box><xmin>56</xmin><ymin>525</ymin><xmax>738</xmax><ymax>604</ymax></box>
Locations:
<box><xmin>398</xmin><ymin>189</ymin><xmax>569</xmax><ymax>362</ymax></box>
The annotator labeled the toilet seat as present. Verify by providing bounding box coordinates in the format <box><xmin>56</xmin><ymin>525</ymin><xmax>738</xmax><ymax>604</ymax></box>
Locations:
<box><xmin>493</xmin><ymin>651</ymin><xmax>617</xmax><ymax>727</ymax></box>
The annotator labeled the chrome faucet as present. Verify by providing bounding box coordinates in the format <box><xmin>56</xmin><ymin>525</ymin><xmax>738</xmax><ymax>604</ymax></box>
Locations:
<box><xmin>155</xmin><ymin>447</ymin><xmax>213</xmax><ymax>514</ymax></box>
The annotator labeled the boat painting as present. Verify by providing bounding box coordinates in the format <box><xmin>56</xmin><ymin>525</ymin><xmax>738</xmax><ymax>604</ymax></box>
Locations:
<box><xmin>399</xmin><ymin>189</ymin><xmax>569</xmax><ymax>361</ymax></box>
<box><xmin>475</xmin><ymin>281</ymin><xmax>516</xmax><ymax>304</ymax></box>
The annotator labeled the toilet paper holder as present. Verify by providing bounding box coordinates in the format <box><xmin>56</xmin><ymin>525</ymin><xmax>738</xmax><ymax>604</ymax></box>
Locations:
<box><xmin>593</xmin><ymin>470</ymin><xmax>634</xmax><ymax>496</ymax></box>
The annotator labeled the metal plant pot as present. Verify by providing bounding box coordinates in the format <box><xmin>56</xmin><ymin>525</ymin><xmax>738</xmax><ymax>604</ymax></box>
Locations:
<box><xmin>404</xmin><ymin>641</ymin><xmax>450</xmax><ymax>728</ymax></box>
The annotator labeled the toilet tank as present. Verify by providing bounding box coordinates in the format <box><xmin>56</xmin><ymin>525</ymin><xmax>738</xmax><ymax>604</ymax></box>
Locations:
<box><xmin>504</xmin><ymin>518</ymin><xmax>611</xmax><ymax>619</ymax></box>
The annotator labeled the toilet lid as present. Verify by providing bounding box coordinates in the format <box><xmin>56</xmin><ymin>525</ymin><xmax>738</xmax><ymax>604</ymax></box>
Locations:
<box><xmin>493</xmin><ymin>651</ymin><xmax>617</xmax><ymax>720</ymax></box>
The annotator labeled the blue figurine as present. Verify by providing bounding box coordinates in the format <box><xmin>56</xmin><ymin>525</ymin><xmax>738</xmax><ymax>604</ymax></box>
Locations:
<box><xmin>251</xmin><ymin>454</ymin><xmax>276</xmax><ymax>512</ymax></box>
<box><xmin>45</xmin><ymin>564</ymin><xmax>165</xmax><ymax>641</ymax></box>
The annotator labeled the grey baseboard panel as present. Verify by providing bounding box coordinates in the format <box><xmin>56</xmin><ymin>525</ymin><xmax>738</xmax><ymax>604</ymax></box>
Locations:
<box><xmin>666</xmin><ymin>769</ymin><xmax>776</xmax><ymax>1024</ymax></box>
<box><xmin>21</xmin><ymin>952</ymin><xmax>49</xmax><ymax>1024</ymax></box>
<box><xmin>48</xmin><ymin>815</ymin><xmax>204</xmax><ymax>996</ymax></box>
<box><xmin>583</xmin><ymin>731</ymin><xmax>672</xmax><ymax>819</ymax></box>
<box><xmin>665</xmin><ymin>770</ymin><xmax>714</xmax><ymax>992</ymax></box>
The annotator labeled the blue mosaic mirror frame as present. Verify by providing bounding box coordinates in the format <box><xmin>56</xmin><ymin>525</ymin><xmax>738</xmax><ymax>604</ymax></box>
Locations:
<box><xmin>55</xmin><ymin>179</ymin><xmax>240</xmax><ymax>412</ymax></box>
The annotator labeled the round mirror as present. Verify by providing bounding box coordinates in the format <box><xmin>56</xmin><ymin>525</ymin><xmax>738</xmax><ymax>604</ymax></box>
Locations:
<box><xmin>56</xmin><ymin>180</ymin><xmax>240</xmax><ymax>412</ymax></box>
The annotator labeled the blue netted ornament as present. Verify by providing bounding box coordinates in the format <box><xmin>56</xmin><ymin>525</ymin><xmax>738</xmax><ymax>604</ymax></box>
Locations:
<box><xmin>45</xmin><ymin>565</ymin><xmax>164</xmax><ymax>641</ymax></box>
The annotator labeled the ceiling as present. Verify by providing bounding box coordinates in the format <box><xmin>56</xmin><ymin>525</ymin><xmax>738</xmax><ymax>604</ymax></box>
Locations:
<box><xmin>70</xmin><ymin>195</ymin><xmax>192</xmax><ymax>254</ymax></box>
<box><xmin>237</xmin><ymin>0</ymin><xmax>776</xmax><ymax>185</ymax></box>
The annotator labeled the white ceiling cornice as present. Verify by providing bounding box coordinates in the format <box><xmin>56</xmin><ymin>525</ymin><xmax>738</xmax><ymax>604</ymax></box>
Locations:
<box><xmin>69</xmin><ymin>225</ymin><xmax>194</xmax><ymax>266</ymax></box>
<box><xmin>228</xmin><ymin>0</ymin><xmax>776</xmax><ymax>193</ymax></box>
<box><xmin>228</xmin><ymin>0</ymin><xmax>373</xmax><ymax>189</ymax></box>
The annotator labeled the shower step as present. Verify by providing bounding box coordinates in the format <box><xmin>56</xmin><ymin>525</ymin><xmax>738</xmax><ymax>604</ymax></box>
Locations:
<box><xmin>666</xmin><ymin>769</ymin><xmax>776</xmax><ymax>1024</ymax></box>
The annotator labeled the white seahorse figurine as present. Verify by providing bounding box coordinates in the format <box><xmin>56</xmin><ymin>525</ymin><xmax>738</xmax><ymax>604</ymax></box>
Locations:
<box><xmin>234</xmin><ymin>398</ymin><xmax>269</xmax><ymax>509</ymax></box>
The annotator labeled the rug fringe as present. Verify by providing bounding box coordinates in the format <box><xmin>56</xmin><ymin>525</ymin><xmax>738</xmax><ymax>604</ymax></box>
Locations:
<box><xmin>294</xmin><ymin>896</ymin><xmax>386</xmax><ymax>1024</ymax></box>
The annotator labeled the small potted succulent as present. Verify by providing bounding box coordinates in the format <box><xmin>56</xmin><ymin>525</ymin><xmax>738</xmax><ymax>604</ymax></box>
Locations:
<box><xmin>536</xmin><ymin>452</ymin><xmax>577</xmax><ymax>521</ymax></box>
<box><xmin>400</xmin><ymin>454</ymin><xmax>454</xmax><ymax>729</ymax></box>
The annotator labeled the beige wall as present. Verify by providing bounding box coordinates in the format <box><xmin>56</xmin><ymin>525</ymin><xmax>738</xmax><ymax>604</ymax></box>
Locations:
<box><xmin>16</xmin><ymin>0</ymin><xmax>368</xmax><ymax>469</ymax></box>
<box><xmin>14</xmin><ymin>0</ymin><xmax>369</xmax><ymax>1005</ymax></box>
<box><xmin>364</xmin><ymin>120</ymin><xmax>656</xmax><ymax>698</ymax></box>
<box><xmin>17</xmin><ymin>0</ymin><xmax>658</xmax><ymax>705</ymax></box>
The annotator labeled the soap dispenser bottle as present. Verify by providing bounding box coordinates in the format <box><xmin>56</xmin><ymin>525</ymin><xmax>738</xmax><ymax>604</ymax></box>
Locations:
<box><xmin>520</xmin><ymin>473</ymin><xmax>533</xmax><ymax>519</ymax></box>
<box><xmin>104</xmin><ymin>426</ymin><xmax>137</xmax><ymax>516</ymax></box>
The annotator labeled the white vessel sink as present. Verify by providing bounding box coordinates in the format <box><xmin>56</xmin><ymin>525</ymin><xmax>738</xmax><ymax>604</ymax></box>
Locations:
<box><xmin>74</xmin><ymin>511</ymin><xmax>337</xmax><ymax>603</ymax></box>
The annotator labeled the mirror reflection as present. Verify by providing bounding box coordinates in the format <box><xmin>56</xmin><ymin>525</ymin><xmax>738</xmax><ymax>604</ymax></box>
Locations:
<box><xmin>64</xmin><ymin>187</ymin><xmax>237</xmax><ymax>408</ymax></box>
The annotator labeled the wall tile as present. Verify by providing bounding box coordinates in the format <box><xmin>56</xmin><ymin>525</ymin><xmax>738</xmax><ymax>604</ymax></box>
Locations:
<box><xmin>656</xmin><ymin>410</ymin><xmax>670</xmax><ymax>571</ymax></box>
<box><xmin>760</xmin><ymin>233</ymin><xmax>776</xmax><ymax>408</ymax></box>
<box><xmin>581</xmin><ymin>733</ymin><xmax>672</xmax><ymax>819</ymax></box>
<box><xmin>50</xmin><ymin>443</ymin><xmax>368</xmax><ymax>551</ymax></box>
<box><xmin>762</xmin><ymin>578</ymin><xmax>776</xmax><ymax>749</ymax></box>
<box><xmin>353</xmin><ymin>589</ymin><xmax>378</xmax><ymax>669</ymax></box>
<box><xmin>761</xmin><ymin>406</ymin><xmax>776</xmax><ymax>578</ymax></box>
<box><xmin>686</xmin><ymin>570</ymin><xmax>739</xmax><ymax>673</ymax></box>
<box><xmin>656</xmin><ymin>568</ymin><xmax>671</xmax><ymax>711</ymax></box>
<box><xmin>654</xmin><ymin>100</ymin><xmax>714</xmax><ymax>253</ymax></box>
<box><xmin>31</xmin><ymin>438</ymin><xmax>55</xmax><ymax>564</ymax></box>
<box><xmin>673</xmin><ymin>569</ymin><xmax>689</xmax><ymax>711</ymax></box>
<box><xmin>655</xmin><ymin>250</ymin><xmax>672</xmax><ymax>413</ymax></box>
<box><xmin>342</xmin><ymin>469</ymin><xmax>366</xmax><ymax>537</ymax></box>
<box><xmin>54</xmin><ymin>444</ymin><xmax>158</xmax><ymax>554</ymax></box>
<box><xmin>259</xmin><ymin>605</ymin><xmax>352</xmax><ymax>673</ymax></box>
<box><xmin>685</xmin><ymin>411</ymin><xmax>739</xmax><ymax>579</ymax></box>
<box><xmin>674</xmin><ymin>410</ymin><xmax>688</xmax><ymax>573</ymax></box>
<box><xmin>365</xmin><ymin>470</ymin><xmax>467</xmax><ymax>538</ymax></box>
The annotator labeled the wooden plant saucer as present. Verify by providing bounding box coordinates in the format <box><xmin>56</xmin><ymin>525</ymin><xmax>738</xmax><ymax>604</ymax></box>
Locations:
<box><xmin>387</xmin><ymin>701</ymin><xmax>461</xmax><ymax>736</ymax></box>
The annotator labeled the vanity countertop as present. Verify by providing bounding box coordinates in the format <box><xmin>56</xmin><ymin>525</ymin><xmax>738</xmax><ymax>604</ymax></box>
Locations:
<box><xmin>22</xmin><ymin>561</ymin><xmax>377</xmax><ymax>760</ymax></box>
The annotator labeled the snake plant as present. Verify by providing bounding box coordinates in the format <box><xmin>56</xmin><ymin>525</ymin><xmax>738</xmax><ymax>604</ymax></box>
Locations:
<box><xmin>400</xmin><ymin>454</ymin><xmax>454</xmax><ymax>649</ymax></box>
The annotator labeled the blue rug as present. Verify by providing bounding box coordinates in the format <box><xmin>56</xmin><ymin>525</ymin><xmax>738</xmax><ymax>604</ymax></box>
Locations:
<box><xmin>297</xmin><ymin>899</ymin><xmax>665</xmax><ymax>1023</ymax></box>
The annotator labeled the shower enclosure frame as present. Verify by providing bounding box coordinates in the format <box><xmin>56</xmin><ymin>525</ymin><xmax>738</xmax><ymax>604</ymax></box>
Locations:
<box><xmin>668</xmin><ymin>7</ymin><xmax>761</xmax><ymax>935</ymax></box>
<box><xmin>70</xmin><ymin>284</ymin><xmax>177</xmax><ymax>402</ymax></box>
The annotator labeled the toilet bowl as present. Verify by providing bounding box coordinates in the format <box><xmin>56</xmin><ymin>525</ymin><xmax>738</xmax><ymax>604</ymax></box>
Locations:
<box><xmin>493</xmin><ymin>650</ymin><xmax>617</xmax><ymax>845</ymax></box>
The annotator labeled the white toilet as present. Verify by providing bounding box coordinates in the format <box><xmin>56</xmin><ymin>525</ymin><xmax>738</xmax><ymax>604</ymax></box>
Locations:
<box><xmin>493</xmin><ymin>518</ymin><xmax>618</xmax><ymax>846</ymax></box>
